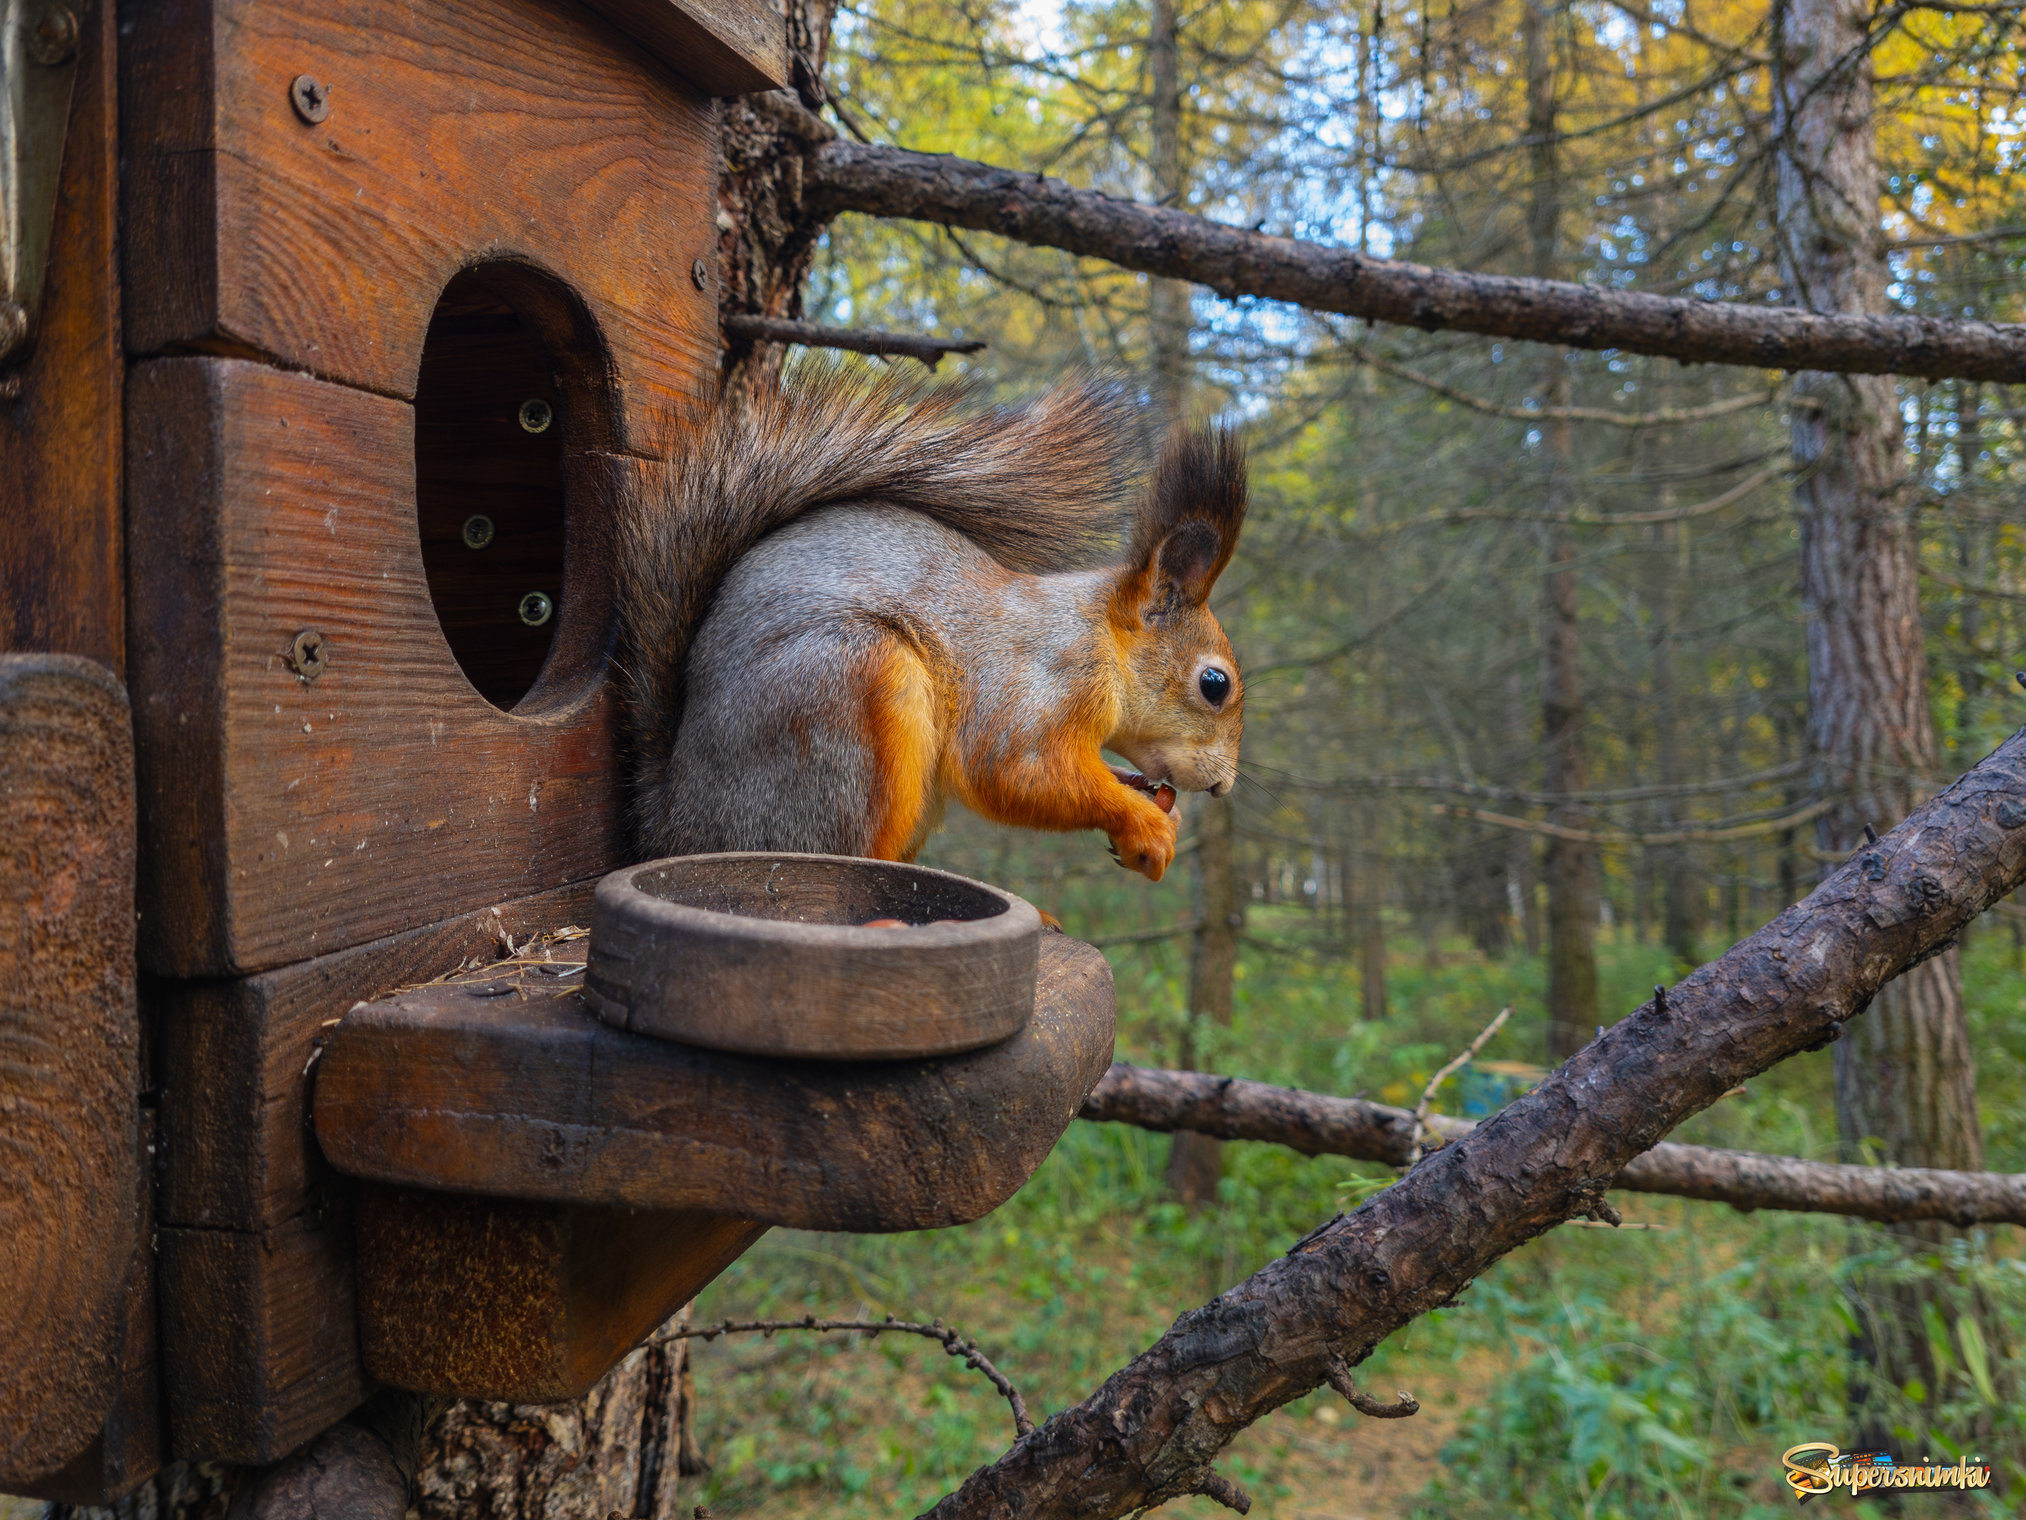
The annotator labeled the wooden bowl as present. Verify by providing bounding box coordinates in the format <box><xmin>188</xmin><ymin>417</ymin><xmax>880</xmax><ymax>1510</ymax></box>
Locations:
<box><xmin>584</xmin><ymin>853</ymin><xmax>1043</xmax><ymax>1059</ymax></box>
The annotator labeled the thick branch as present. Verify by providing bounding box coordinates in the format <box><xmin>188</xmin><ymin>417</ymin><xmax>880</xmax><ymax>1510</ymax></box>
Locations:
<box><xmin>1078</xmin><ymin>1064</ymin><xmax>2026</xmax><ymax>1227</ymax></box>
<box><xmin>928</xmin><ymin>729</ymin><xmax>2026</xmax><ymax>1520</ymax></box>
<box><xmin>808</xmin><ymin>141</ymin><xmax>2026</xmax><ymax>381</ymax></box>
<box><xmin>721</xmin><ymin>312</ymin><xmax>986</xmax><ymax>369</ymax></box>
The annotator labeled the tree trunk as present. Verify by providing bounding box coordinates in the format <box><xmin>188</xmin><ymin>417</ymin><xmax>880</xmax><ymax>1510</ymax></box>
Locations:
<box><xmin>1168</xmin><ymin>795</ymin><xmax>1240</xmax><ymax>1203</ymax></box>
<box><xmin>717</xmin><ymin>0</ymin><xmax>844</xmax><ymax>403</ymax></box>
<box><xmin>1354</xmin><ymin>808</ymin><xmax>1389</xmax><ymax>1021</ymax></box>
<box><xmin>1526</xmin><ymin>0</ymin><xmax>1599</xmax><ymax>1062</ymax></box>
<box><xmin>1655</xmin><ymin>514</ymin><xmax>1703</xmax><ymax>969</ymax></box>
<box><xmin>1774</xmin><ymin>0</ymin><xmax>1985</xmax><ymax>1445</ymax></box>
<box><xmin>1146</xmin><ymin>0</ymin><xmax>1190</xmax><ymax>419</ymax></box>
<box><xmin>55</xmin><ymin>1330</ymin><xmax>703</xmax><ymax>1520</ymax></box>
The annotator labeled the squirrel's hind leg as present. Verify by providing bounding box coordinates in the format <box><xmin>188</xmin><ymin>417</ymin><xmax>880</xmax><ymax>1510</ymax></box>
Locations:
<box><xmin>860</xmin><ymin>639</ymin><xmax>945</xmax><ymax>861</ymax></box>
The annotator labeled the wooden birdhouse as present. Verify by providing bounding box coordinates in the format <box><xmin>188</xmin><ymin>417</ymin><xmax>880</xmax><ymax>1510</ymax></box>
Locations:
<box><xmin>0</xmin><ymin>0</ymin><xmax>1113</xmax><ymax>1503</ymax></box>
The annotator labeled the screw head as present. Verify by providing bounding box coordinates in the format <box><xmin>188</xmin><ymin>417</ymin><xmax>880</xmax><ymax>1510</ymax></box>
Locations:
<box><xmin>26</xmin><ymin>5</ymin><xmax>78</xmax><ymax>65</ymax></box>
<box><xmin>518</xmin><ymin>591</ymin><xmax>554</xmax><ymax>627</ymax></box>
<box><xmin>286</xmin><ymin>628</ymin><xmax>329</xmax><ymax>683</ymax></box>
<box><xmin>691</xmin><ymin>259</ymin><xmax>710</xmax><ymax>291</ymax></box>
<box><xmin>290</xmin><ymin>74</ymin><xmax>331</xmax><ymax>124</ymax></box>
<box><xmin>517</xmin><ymin>397</ymin><xmax>553</xmax><ymax>434</ymax></box>
<box><xmin>461</xmin><ymin>514</ymin><xmax>496</xmax><ymax>550</ymax></box>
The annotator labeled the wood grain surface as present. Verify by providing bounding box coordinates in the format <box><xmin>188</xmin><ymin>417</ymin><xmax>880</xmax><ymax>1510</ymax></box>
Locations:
<box><xmin>0</xmin><ymin>0</ymin><xmax>122</xmax><ymax>670</ymax></box>
<box><xmin>357</xmin><ymin>1188</ymin><xmax>766</xmax><ymax>1401</ymax></box>
<box><xmin>13</xmin><ymin>1117</ymin><xmax>164</xmax><ymax>1506</ymax></box>
<box><xmin>158</xmin><ymin>1202</ymin><xmax>364</xmax><ymax>1466</ymax></box>
<box><xmin>0</xmin><ymin>655</ymin><xmax>139</xmax><ymax>1482</ymax></box>
<box><xmin>154</xmin><ymin>882</ymin><xmax>598</xmax><ymax>1465</ymax></box>
<box><xmin>126</xmin><ymin>358</ymin><xmax>627</xmax><ymax>975</ymax></box>
<box><xmin>587</xmin><ymin>855</ymin><xmax>1043</xmax><ymax>1059</ymax></box>
<box><xmin>583</xmin><ymin>0</ymin><xmax>787</xmax><ymax>94</ymax></box>
<box><xmin>120</xmin><ymin>0</ymin><xmax>719</xmax><ymax>458</ymax></box>
<box><xmin>316</xmin><ymin>934</ymin><xmax>1116</xmax><ymax>1230</ymax></box>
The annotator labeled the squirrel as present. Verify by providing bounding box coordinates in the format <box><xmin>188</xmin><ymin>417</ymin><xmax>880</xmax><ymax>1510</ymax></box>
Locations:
<box><xmin>616</xmin><ymin>365</ymin><xmax>1246</xmax><ymax>882</ymax></box>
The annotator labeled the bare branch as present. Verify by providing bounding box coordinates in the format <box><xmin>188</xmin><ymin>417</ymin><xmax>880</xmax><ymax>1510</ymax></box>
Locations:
<box><xmin>928</xmin><ymin>733</ymin><xmax>2026</xmax><ymax>1520</ymax></box>
<box><xmin>663</xmin><ymin>1315</ymin><xmax>1031</xmax><ymax>1438</ymax></box>
<box><xmin>1077</xmin><ymin>1064</ymin><xmax>2026</xmax><ymax>1227</ymax></box>
<box><xmin>808</xmin><ymin>140</ymin><xmax>2026</xmax><ymax>381</ymax></box>
<box><xmin>721</xmin><ymin>313</ymin><xmax>987</xmax><ymax>369</ymax></box>
<box><xmin>1429</xmin><ymin>796</ymin><xmax>1835</xmax><ymax>845</ymax></box>
<box><xmin>1409</xmin><ymin>1007</ymin><xmax>1510</xmax><ymax>1165</ymax></box>
<box><xmin>1299</xmin><ymin>760</ymin><xmax>1810</xmax><ymax>808</ymax></box>
<box><xmin>1341</xmin><ymin>346</ymin><xmax>1806</xmax><ymax>427</ymax></box>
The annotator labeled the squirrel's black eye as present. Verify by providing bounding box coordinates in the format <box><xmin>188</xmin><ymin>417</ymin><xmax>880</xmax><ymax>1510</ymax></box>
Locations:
<box><xmin>1199</xmin><ymin>667</ymin><xmax>1231</xmax><ymax>706</ymax></box>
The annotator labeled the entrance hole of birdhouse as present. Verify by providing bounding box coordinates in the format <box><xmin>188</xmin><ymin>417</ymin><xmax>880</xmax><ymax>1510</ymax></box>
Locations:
<box><xmin>414</xmin><ymin>264</ymin><xmax>617</xmax><ymax>713</ymax></box>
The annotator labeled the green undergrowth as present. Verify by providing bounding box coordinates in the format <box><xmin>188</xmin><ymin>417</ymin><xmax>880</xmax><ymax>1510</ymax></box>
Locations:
<box><xmin>685</xmin><ymin>914</ymin><xmax>2026</xmax><ymax>1520</ymax></box>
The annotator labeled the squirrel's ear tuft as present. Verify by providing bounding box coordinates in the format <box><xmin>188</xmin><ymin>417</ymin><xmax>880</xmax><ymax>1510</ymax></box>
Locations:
<box><xmin>1127</xmin><ymin>424</ymin><xmax>1247</xmax><ymax>617</ymax></box>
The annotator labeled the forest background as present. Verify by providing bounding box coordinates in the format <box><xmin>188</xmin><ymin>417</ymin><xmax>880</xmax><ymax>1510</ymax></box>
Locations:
<box><xmin>680</xmin><ymin>1</ymin><xmax>2026</xmax><ymax>1517</ymax></box>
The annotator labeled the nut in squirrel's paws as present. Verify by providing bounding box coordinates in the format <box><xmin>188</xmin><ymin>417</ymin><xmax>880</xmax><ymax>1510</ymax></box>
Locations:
<box><xmin>1108</xmin><ymin>805</ymin><xmax>1178</xmax><ymax>882</ymax></box>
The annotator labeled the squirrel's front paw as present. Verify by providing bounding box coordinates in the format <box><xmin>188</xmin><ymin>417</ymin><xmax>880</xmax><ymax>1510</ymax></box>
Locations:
<box><xmin>1108</xmin><ymin>804</ymin><xmax>1179</xmax><ymax>881</ymax></box>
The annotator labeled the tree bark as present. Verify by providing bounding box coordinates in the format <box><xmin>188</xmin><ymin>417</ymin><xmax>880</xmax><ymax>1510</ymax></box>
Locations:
<box><xmin>922</xmin><ymin>730</ymin><xmax>2026</xmax><ymax>1520</ymax></box>
<box><xmin>717</xmin><ymin>1</ymin><xmax>845</xmax><ymax>404</ymax></box>
<box><xmin>53</xmin><ymin>1336</ymin><xmax>701</xmax><ymax>1520</ymax></box>
<box><xmin>804</xmin><ymin>138</ymin><xmax>2026</xmax><ymax>382</ymax></box>
<box><xmin>1773</xmin><ymin>0</ymin><xmax>1985</xmax><ymax>1443</ymax></box>
<box><xmin>1082</xmin><ymin>1063</ymin><xmax>2026</xmax><ymax>1227</ymax></box>
<box><xmin>1525</xmin><ymin>0</ymin><xmax>1600</xmax><ymax>1063</ymax></box>
<box><xmin>1169</xmin><ymin>796</ymin><xmax>1240</xmax><ymax>1203</ymax></box>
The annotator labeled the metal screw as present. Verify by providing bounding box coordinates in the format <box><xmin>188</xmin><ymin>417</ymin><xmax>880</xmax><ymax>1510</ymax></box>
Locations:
<box><xmin>517</xmin><ymin>397</ymin><xmax>553</xmax><ymax>434</ymax></box>
<box><xmin>518</xmin><ymin>591</ymin><xmax>554</xmax><ymax>627</ymax></box>
<box><xmin>691</xmin><ymin>259</ymin><xmax>710</xmax><ymax>290</ymax></box>
<box><xmin>461</xmin><ymin>514</ymin><xmax>496</xmax><ymax>549</ymax></box>
<box><xmin>290</xmin><ymin>74</ymin><xmax>331</xmax><ymax>125</ymax></box>
<box><xmin>286</xmin><ymin>628</ymin><xmax>329</xmax><ymax>683</ymax></box>
<box><xmin>26</xmin><ymin>4</ymin><xmax>78</xmax><ymax>65</ymax></box>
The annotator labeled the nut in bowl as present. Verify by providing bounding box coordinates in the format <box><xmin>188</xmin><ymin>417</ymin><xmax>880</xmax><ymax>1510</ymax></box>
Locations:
<box><xmin>584</xmin><ymin>853</ymin><xmax>1043</xmax><ymax>1060</ymax></box>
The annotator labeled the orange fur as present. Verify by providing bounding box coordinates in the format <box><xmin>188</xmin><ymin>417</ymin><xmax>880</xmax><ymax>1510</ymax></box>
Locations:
<box><xmin>861</xmin><ymin>643</ymin><xmax>943</xmax><ymax>861</ymax></box>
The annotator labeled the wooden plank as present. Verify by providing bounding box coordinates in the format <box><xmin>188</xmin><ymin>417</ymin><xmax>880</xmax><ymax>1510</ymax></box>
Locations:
<box><xmin>126</xmin><ymin>357</ymin><xmax>627</xmax><ymax>975</ymax></box>
<box><xmin>357</xmin><ymin>1189</ymin><xmax>766</xmax><ymax>1401</ymax></box>
<box><xmin>160</xmin><ymin>878</ymin><xmax>601</xmax><ymax>1233</ymax></box>
<box><xmin>120</xmin><ymin>0</ymin><xmax>720</xmax><ymax>460</ymax></box>
<box><xmin>316</xmin><ymin>934</ymin><xmax>1117</xmax><ymax>1231</ymax></box>
<box><xmin>158</xmin><ymin>1204</ymin><xmax>363</xmax><ymax>1466</ymax></box>
<box><xmin>0</xmin><ymin>655</ymin><xmax>140</xmax><ymax>1483</ymax></box>
<box><xmin>581</xmin><ymin>0</ymin><xmax>786</xmax><ymax>95</ymax></box>
<box><xmin>0</xmin><ymin>0</ymin><xmax>122</xmax><ymax>669</ymax></box>
<box><xmin>152</xmin><ymin>882</ymin><xmax>598</xmax><ymax>1465</ymax></box>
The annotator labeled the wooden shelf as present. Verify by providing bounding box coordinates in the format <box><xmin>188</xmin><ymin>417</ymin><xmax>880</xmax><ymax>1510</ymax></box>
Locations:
<box><xmin>312</xmin><ymin>931</ymin><xmax>1114</xmax><ymax>1400</ymax></box>
<box><xmin>315</xmin><ymin>932</ymin><xmax>1114</xmax><ymax>1230</ymax></box>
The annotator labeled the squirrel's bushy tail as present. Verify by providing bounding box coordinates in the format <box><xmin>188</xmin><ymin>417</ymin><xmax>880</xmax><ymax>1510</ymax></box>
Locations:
<box><xmin>617</xmin><ymin>361</ymin><xmax>1146</xmax><ymax>828</ymax></box>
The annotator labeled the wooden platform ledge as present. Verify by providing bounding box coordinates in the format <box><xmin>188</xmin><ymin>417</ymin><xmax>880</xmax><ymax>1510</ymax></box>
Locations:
<box><xmin>314</xmin><ymin>932</ymin><xmax>1114</xmax><ymax>1229</ymax></box>
<box><xmin>312</xmin><ymin>932</ymin><xmax>1114</xmax><ymax>1399</ymax></box>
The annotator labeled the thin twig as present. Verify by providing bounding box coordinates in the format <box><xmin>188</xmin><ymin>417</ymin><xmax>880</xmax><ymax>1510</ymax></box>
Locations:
<box><xmin>1431</xmin><ymin>796</ymin><xmax>1834</xmax><ymax>846</ymax></box>
<box><xmin>1408</xmin><ymin>1007</ymin><xmax>1510</xmax><ymax>1165</ymax></box>
<box><xmin>660</xmin><ymin>1315</ymin><xmax>1032</xmax><ymax>1438</ymax></box>
<box><xmin>1340</xmin><ymin>346</ymin><xmax>1803</xmax><ymax>428</ymax></box>
<box><xmin>722</xmin><ymin>313</ymin><xmax>986</xmax><ymax>369</ymax></box>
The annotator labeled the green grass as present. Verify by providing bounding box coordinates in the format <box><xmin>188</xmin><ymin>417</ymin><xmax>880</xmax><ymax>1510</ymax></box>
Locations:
<box><xmin>683</xmin><ymin>897</ymin><xmax>2026</xmax><ymax>1520</ymax></box>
